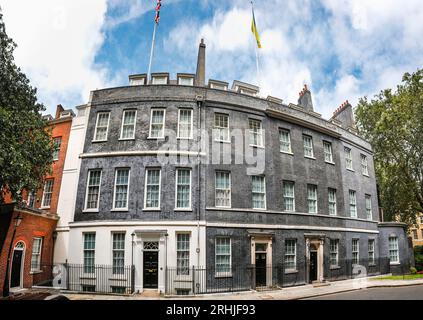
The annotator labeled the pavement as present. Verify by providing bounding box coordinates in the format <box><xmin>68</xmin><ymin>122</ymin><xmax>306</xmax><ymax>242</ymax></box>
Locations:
<box><xmin>53</xmin><ymin>275</ymin><xmax>423</xmax><ymax>300</ymax></box>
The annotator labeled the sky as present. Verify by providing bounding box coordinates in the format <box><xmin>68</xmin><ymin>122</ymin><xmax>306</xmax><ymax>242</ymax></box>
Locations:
<box><xmin>1</xmin><ymin>0</ymin><xmax>422</xmax><ymax>119</ymax></box>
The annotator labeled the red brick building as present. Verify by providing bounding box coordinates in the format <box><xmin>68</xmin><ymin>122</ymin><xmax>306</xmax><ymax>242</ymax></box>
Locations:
<box><xmin>0</xmin><ymin>105</ymin><xmax>74</xmax><ymax>296</ymax></box>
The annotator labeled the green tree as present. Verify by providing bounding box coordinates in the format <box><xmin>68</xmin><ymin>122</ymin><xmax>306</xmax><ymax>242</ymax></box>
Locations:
<box><xmin>0</xmin><ymin>10</ymin><xmax>54</xmax><ymax>204</ymax></box>
<box><xmin>355</xmin><ymin>69</ymin><xmax>423</xmax><ymax>226</ymax></box>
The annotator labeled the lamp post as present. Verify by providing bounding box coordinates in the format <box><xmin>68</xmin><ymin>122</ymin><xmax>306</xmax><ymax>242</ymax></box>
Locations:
<box><xmin>131</xmin><ymin>232</ymin><xmax>135</xmax><ymax>267</ymax></box>
<box><xmin>2</xmin><ymin>213</ymin><xmax>23</xmax><ymax>297</ymax></box>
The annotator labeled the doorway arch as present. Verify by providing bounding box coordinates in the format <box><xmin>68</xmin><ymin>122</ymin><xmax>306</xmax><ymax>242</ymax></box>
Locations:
<box><xmin>10</xmin><ymin>241</ymin><xmax>26</xmax><ymax>289</ymax></box>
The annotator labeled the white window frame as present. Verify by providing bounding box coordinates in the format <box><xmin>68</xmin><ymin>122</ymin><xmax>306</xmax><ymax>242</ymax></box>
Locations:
<box><xmin>361</xmin><ymin>154</ymin><xmax>369</xmax><ymax>176</ymax></box>
<box><xmin>252</xmin><ymin>176</ymin><xmax>266</xmax><ymax>210</ymax></box>
<box><xmin>178</xmin><ymin>77</ymin><xmax>194</xmax><ymax>86</ymax></box>
<box><xmin>177</xmin><ymin>109</ymin><xmax>193</xmax><ymax>140</ymax></box>
<box><xmin>368</xmin><ymin>239</ymin><xmax>375</xmax><ymax>265</ymax></box>
<box><xmin>330</xmin><ymin>239</ymin><xmax>339</xmax><ymax>267</ymax></box>
<box><xmin>93</xmin><ymin>112</ymin><xmax>111</xmax><ymax>142</ymax></box>
<box><xmin>152</xmin><ymin>76</ymin><xmax>168</xmax><ymax>85</ymax></box>
<box><xmin>365</xmin><ymin>195</ymin><xmax>372</xmax><ymax>220</ymax></box>
<box><xmin>323</xmin><ymin>141</ymin><xmax>334</xmax><ymax>163</ymax></box>
<box><xmin>389</xmin><ymin>237</ymin><xmax>399</xmax><ymax>264</ymax></box>
<box><xmin>175</xmin><ymin>169</ymin><xmax>192</xmax><ymax>210</ymax></box>
<box><xmin>307</xmin><ymin>184</ymin><xmax>318</xmax><ymax>214</ymax></box>
<box><xmin>215</xmin><ymin>171</ymin><xmax>231</xmax><ymax>208</ymax></box>
<box><xmin>41</xmin><ymin>179</ymin><xmax>54</xmax><ymax>209</ymax></box>
<box><xmin>119</xmin><ymin>110</ymin><xmax>137</xmax><ymax>140</ymax></box>
<box><xmin>213</xmin><ymin>113</ymin><xmax>230</xmax><ymax>143</ymax></box>
<box><xmin>148</xmin><ymin>109</ymin><xmax>166</xmax><ymax>139</ymax></box>
<box><xmin>345</xmin><ymin>147</ymin><xmax>353</xmax><ymax>170</ymax></box>
<box><xmin>328</xmin><ymin>188</ymin><xmax>337</xmax><ymax>216</ymax></box>
<box><xmin>84</xmin><ymin>170</ymin><xmax>102</xmax><ymax>212</ymax></box>
<box><xmin>249</xmin><ymin>119</ymin><xmax>264</xmax><ymax>148</ymax></box>
<box><xmin>282</xmin><ymin>181</ymin><xmax>295</xmax><ymax>212</ymax></box>
<box><xmin>112</xmin><ymin>232</ymin><xmax>125</xmax><ymax>275</ymax></box>
<box><xmin>52</xmin><ymin>137</ymin><xmax>62</xmax><ymax>161</ymax></box>
<box><xmin>215</xmin><ymin>237</ymin><xmax>232</xmax><ymax>277</ymax></box>
<box><xmin>112</xmin><ymin>168</ymin><xmax>130</xmax><ymax>211</ymax></box>
<box><xmin>176</xmin><ymin>233</ymin><xmax>190</xmax><ymax>275</ymax></box>
<box><xmin>144</xmin><ymin>168</ymin><xmax>161</xmax><ymax>210</ymax></box>
<box><xmin>279</xmin><ymin>129</ymin><xmax>292</xmax><ymax>154</ymax></box>
<box><xmin>349</xmin><ymin>190</ymin><xmax>357</xmax><ymax>218</ymax></box>
<box><xmin>31</xmin><ymin>237</ymin><xmax>43</xmax><ymax>272</ymax></box>
<box><xmin>284</xmin><ymin>239</ymin><xmax>297</xmax><ymax>272</ymax></box>
<box><xmin>303</xmin><ymin>135</ymin><xmax>314</xmax><ymax>158</ymax></box>
<box><xmin>83</xmin><ymin>233</ymin><xmax>96</xmax><ymax>274</ymax></box>
<box><xmin>352</xmin><ymin>239</ymin><xmax>359</xmax><ymax>265</ymax></box>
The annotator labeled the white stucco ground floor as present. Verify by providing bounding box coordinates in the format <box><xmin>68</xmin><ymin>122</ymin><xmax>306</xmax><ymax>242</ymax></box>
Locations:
<box><xmin>60</xmin><ymin>220</ymin><xmax>207</xmax><ymax>294</ymax></box>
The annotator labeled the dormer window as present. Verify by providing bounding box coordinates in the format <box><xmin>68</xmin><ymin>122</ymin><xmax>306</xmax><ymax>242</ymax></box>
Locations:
<box><xmin>209</xmin><ymin>80</ymin><xmax>229</xmax><ymax>91</ymax></box>
<box><xmin>129</xmin><ymin>74</ymin><xmax>147</xmax><ymax>86</ymax></box>
<box><xmin>240</xmin><ymin>88</ymin><xmax>257</xmax><ymax>96</ymax></box>
<box><xmin>177</xmin><ymin>74</ymin><xmax>194</xmax><ymax>86</ymax></box>
<box><xmin>152</xmin><ymin>76</ymin><xmax>168</xmax><ymax>85</ymax></box>
<box><xmin>232</xmin><ymin>80</ymin><xmax>259</xmax><ymax>96</ymax></box>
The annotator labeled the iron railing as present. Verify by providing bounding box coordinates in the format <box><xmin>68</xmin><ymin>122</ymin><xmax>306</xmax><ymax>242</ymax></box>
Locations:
<box><xmin>31</xmin><ymin>263</ymin><xmax>135</xmax><ymax>295</ymax></box>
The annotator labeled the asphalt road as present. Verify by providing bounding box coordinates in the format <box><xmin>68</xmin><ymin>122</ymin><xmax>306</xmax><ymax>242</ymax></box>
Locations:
<box><xmin>303</xmin><ymin>285</ymin><xmax>423</xmax><ymax>300</ymax></box>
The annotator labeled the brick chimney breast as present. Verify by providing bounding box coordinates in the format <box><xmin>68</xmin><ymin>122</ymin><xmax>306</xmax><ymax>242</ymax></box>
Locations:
<box><xmin>331</xmin><ymin>100</ymin><xmax>355</xmax><ymax>130</ymax></box>
<box><xmin>297</xmin><ymin>84</ymin><xmax>314</xmax><ymax>112</ymax></box>
<box><xmin>55</xmin><ymin>104</ymin><xmax>64</xmax><ymax>119</ymax></box>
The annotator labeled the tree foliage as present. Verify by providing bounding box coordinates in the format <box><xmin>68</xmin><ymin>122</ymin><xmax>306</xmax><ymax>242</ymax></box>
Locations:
<box><xmin>355</xmin><ymin>69</ymin><xmax>423</xmax><ymax>226</ymax></box>
<box><xmin>0</xmin><ymin>11</ymin><xmax>54</xmax><ymax>204</ymax></box>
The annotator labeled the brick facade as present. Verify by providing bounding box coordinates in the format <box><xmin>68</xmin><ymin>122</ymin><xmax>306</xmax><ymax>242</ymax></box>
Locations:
<box><xmin>0</xmin><ymin>206</ymin><xmax>58</xmax><ymax>295</ymax></box>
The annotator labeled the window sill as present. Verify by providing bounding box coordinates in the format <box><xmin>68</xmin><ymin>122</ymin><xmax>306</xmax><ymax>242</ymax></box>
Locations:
<box><xmin>280</xmin><ymin>151</ymin><xmax>294</xmax><ymax>156</ymax></box>
<box><xmin>30</xmin><ymin>270</ymin><xmax>43</xmax><ymax>275</ymax></box>
<box><xmin>147</xmin><ymin>137</ymin><xmax>166</xmax><ymax>140</ymax></box>
<box><xmin>143</xmin><ymin>208</ymin><xmax>161</xmax><ymax>212</ymax></box>
<box><xmin>215</xmin><ymin>206</ymin><xmax>232</xmax><ymax>209</ymax></box>
<box><xmin>214</xmin><ymin>140</ymin><xmax>231</xmax><ymax>144</ymax></box>
<box><xmin>40</xmin><ymin>206</ymin><xmax>51</xmax><ymax>210</ymax></box>
<box><xmin>330</xmin><ymin>266</ymin><xmax>341</xmax><ymax>270</ymax></box>
<box><xmin>362</xmin><ymin>173</ymin><xmax>370</xmax><ymax>177</ymax></box>
<box><xmin>177</xmin><ymin>137</ymin><xmax>194</xmax><ymax>140</ymax></box>
<box><xmin>304</xmin><ymin>156</ymin><xmax>316</xmax><ymax>160</ymax></box>
<box><xmin>285</xmin><ymin>269</ymin><xmax>298</xmax><ymax>274</ymax></box>
<box><xmin>325</xmin><ymin>161</ymin><xmax>335</xmax><ymax>165</ymax></box>
<box><xmin>109</xmin><ymin>277</ymin><xmax>128</xmax><ymax>281</ymax></box>
<box><xmin>174</xmin><ymin>208</ymin><xmax>192</xmax><ymax>212</ymax></box>
<box><xmin>83</xmin><ymin>210</ymin><xmax>99</xmax><ymax>214</ymax></box>
<box><xmin>111</xmin><ymin>209</ymin><xmax>129</xmax><ymax>212</ymax></box>
<box><xmin>215</xmin><ymin>273</ymin><xmax>233</xmax><ymax>278</ymax></box>
<box><xmin>252</xmin><ymin>207</ymin><xmax>267</xmax><ymax>211</ymax></box>
<box><xmin>118</xmin><ymin>138</ymin><xmax>135</xmax><ymax>142</ymax></box>
<box><xmin>346</xmin><ymin>168</ymin><xmax>355</xmax><ymax>172</ymax></box>
<box><xmin>249</xmin><ymin>145</ymin><xmax>265</xmax><ymax>149</ymax></box>
<box><xmin>390</xmin><ymin>262</ymin><xmax>401</xmax><ymax>266</ymax></box>
<box><xmin>92</xmin><ymin>140</ymin><xmax>107</xmax><ymax>143</ymax></box>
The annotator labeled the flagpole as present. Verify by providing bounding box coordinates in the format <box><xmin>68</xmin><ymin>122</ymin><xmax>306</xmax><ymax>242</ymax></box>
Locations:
<box><xmin>251</xmin><ymin>0</ymin><xmax>261</xmax><ymax>90</ymax></box>
<box><xmin>147</xmin><ymin>21</ymin><xmax>157</xmax><ymax>82</ymax></box>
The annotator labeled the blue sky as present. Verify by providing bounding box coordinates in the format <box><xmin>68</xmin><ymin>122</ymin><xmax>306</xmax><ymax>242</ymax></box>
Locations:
<box><xmin>2</xmin><ymin>0</ymin><xmax>423</xmax><ymax>119</ymax></box>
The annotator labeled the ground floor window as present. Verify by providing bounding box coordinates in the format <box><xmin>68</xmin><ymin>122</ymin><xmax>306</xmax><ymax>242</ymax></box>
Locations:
<box><xmin>284</xmin><ymin>240</ymin><xmax>297</xmax><ymax>271</ymax></box>
<box><xmin>352</xmin><ymin>239</ymin><xmax>359</xmax><ymax>265</ymax></box>
<box><xmin>177</xmin><ymin>233</ymin><xmax>190</xmax><ymax>275</ymax></box>
<box><xmin>111</xmin><ymin>286</ymin><xmax>126</xmax><ymax>294</ymax></box>
<box><xmin>368</xmin><ymin>239</ymin><xmax>375</xmax><ymax>265</ymax></box>
<box><xmin>330</xmin><ymin>239</ymin><xmax>339</xmax><ymax>267</ymax></box>
<box><xmin>83</xmin><ymin>233</ymin><xmax>96</xmax><ymax>273</ymax></box>
<box><xmin>31</xmin><ymin>237</ymin><xmax>43</xmax><ymax>272</ymax></box>
<box><xmin>112</xmin><ymin>233</ymin><xmax>125</xmax><ymax>274</ymax></box>
<box><xmin>389</xmin><ymin>237</ymin><xmax>399</xmax><ymax>264</ymax></box>
<box><xmin>82</xmin><ymin>285</ymin><xmax>96</xmax><ymax>292</ymax></box>
<box><xmin>215</xmin><ymin>237</ymin><xmax>231</xmax><ymax>276</ymax></box>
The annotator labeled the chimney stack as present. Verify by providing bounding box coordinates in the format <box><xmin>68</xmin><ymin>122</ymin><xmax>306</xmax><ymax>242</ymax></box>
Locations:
<box><xmin>195</xmin><ymin>39</ymin><xmax>206</xmax><ymax>87</ymax></box>
<box><xmin>298</xmin><ymin>84</ymin><xmax>314</xmax><ymax>112</ymax></box>
<box><xmin>55</xmin><ymin>104</ymin><xmax>64</xmax><ymax>119</ymax></box>
<box><xmin>331</xmin><ymin>100</ymin><xmax>355</xmax><ymax>129</ymax></box>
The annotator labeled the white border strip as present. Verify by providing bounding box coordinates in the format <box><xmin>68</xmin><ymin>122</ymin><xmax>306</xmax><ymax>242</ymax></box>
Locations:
<box><xmin>80</xmin><ymin>150</ymin><xmax>207</xmax><ymax>158</ymax></box>
<box><xmin>206</xmin><ymin>222</ymin><xmax>379</xmax><ymax>234</ymax></box>
<box><xmin>69</xmin><ymin>220</ymin><xmax>207</xmax><ymax>228</ymax></box>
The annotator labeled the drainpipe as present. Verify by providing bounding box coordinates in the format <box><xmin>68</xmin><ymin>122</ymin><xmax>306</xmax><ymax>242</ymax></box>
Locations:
<box><xmin>196</xmin><ymin>97</ymin><xmax>203</xmax><ymax>269</ymax></box>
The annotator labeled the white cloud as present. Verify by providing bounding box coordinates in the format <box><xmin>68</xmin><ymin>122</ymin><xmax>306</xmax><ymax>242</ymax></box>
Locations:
<box><xmin>166</xmin><ymin>0</ymin><xmax>423</xmax><ymax>119</ymax></box>
<box><xmin>1</xmin><ymin>0</ymin><xmax>110</xmax><ymax>114</ymax></box>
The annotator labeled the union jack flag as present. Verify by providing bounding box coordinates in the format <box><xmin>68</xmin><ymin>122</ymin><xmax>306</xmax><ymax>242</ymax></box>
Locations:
<box><xmin>155</xmin><ymin>0</ymin><xmax>162</xmax><ymax>24</ymax></box>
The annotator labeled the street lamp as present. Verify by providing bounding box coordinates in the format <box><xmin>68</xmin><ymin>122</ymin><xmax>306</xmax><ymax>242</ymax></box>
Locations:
<box><xmin>131</xmin><ymin>232</ymin><xmax>135</xmax><ymax>267</ymax></box>
<box><xmin>2</xmin><ymin>213</ymin><xmax>23</xmax><ymax>297</ymax></box>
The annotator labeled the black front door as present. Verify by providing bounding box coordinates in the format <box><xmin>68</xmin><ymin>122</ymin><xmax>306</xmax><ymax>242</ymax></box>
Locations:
<box><xmin>309</xmin><ymin>251</ymin><xmax>318</xmax><ymax>283</ymax></box>
<box><xmin>255</xmin><ymin>253</ymin><xmax>267</xmax><ymax>287</ymax></box>
<box><xmin>11</xmin><ymin>250</ymin><xmax>23</xmax><ymax>288</ymax></box>
<box><xmin>143</xmin><ymin>252</ymin><xmax>158</xmax><ymax>288</ymax></box>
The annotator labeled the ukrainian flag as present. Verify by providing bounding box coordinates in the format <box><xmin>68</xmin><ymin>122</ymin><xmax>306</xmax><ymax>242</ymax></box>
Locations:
<box><xmin>251</xmin><ymin>7</ymin><xmax>262</xmax><ymax>49</ymax></box>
